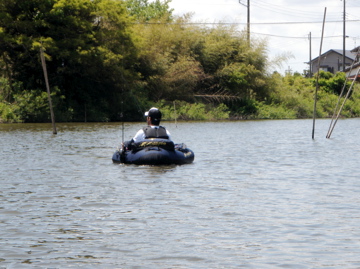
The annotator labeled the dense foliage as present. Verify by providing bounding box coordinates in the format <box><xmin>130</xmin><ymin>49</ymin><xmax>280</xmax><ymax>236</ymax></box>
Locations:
<box><xmin>1</xmin><ymin>0</ymin><xmax>137</xmax><ymax>122</ymax></box>
<box><xmin>0</xmin><ymin>0</ymin><xmax>359</xmax><ymax>123</ymax></box>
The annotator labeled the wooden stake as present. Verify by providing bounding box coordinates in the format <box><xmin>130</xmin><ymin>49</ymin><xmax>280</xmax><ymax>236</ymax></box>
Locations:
<box><xmin>326</xmin><ymin>47</ymin><xmax>360</xmax><ymax>138</ymax></box>
<box><xmin>40</xmin><ymin>48</ymin><xmax>57</xmax><ymax>134</ymax></box>
<box><xmin>326</xmin><ymin>68</ymin><xmax>360</xmax><ymax>138</ymax></box>
<box><xmin>312</xmin><ymin>7</ymin><xmax>327</xmax><ymax>140</ymax></box>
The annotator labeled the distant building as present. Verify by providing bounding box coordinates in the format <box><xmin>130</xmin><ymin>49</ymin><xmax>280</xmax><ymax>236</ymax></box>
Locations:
<box><xmin>308</xmin><ymin>49</ymin><xmax>356</xmax><ymax>75</ymax></box>
<box><xmin>344</xmin><ymin>46</ymin><xmax>360</xmax><ymax>81</ymax></box>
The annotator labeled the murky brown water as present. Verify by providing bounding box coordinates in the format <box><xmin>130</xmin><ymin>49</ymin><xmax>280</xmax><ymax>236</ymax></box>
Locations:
<box><xmin>1</xmin><ymin>119</ymin><xmax>360</xmax><ymax>268</ymax></box>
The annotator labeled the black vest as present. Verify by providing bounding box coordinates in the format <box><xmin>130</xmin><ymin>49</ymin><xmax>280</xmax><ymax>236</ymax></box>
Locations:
<box><xmin>143</xmin><ymin>126</ymin><xmax>169</xmax><ymax>139</ymax></box>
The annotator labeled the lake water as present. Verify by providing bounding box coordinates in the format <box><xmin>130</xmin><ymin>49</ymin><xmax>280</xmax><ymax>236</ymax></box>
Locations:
<box><xmin>1</xmin><ymin>119</ymin><xmax>360</xmax><ymax>268</ymax></box>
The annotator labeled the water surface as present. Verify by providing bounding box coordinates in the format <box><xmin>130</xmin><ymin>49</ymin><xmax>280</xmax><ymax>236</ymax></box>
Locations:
<box><xmin>1</xmin><ymin>119</ymin><xmax>360</xmax><ymax>268</ymax></box>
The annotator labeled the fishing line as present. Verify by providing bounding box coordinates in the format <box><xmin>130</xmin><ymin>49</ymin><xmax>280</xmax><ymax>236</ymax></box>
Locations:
<box><xmin>121</xmin><ymin>40</ymin><xmax>125</xmax><ymax>144</ymax></box>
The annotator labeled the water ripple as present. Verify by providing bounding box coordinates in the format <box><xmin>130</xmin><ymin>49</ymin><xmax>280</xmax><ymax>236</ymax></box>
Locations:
<box><xmin>1</xmin><ymin>120</ymin><xmax>360</xmax><ymax>268</ymax></box>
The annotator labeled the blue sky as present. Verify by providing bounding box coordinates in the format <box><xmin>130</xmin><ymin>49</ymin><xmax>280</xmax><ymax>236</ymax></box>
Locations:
<box><xmin>167</xmin><ymin>0</ymin><xmax>360</xmax><ymax>74</ymax></box>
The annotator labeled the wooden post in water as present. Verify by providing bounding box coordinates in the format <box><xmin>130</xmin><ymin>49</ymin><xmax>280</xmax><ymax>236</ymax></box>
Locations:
<box><xmin>326</xmin><ymin>56</ymin><xmax>356</xmax><ymax>138</ymax></box>
<box><xmin>326</xmin><ymin>68</ymin><xmax>360</xmax><ymax>138</ymax></box>
<box><xmin>312</xmin><ymin>7</ymin><xmax>326</xmax><ymax>140</ymax></box>
<box><xmin>40</xmin><ymin>48</ymin><xmax>57</xmax><ymax>134</ymax></box>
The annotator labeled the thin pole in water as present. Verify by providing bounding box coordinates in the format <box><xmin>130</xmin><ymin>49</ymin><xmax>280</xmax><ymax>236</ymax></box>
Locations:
<box><xmin>326</xmin><ymin>49</ymin><xmax>359</xmax><ymax>138</ymax></box>
<box><xmin>326</xmin><ymin>68</ymin><xmax>360</xmax><ymax>138</ymax></box>
<box><xmin>312</xmin><ymin>7</ymin><xmax>327</xmax><ymax>140</ymax></box>
<box><xmin>40</xmin><ymin>48</ymin><xmax>57</xmax><ymax>135</ymax></box>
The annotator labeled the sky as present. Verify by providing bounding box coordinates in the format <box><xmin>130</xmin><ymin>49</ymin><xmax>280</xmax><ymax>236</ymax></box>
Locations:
<box><xmin>167</xmin><ymin>0</ymin><xmax>360</xmax><ymax>75</ymax></box>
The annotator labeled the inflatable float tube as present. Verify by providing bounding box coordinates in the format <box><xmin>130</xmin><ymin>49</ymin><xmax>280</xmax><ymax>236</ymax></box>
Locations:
<box><xmin>112</xmin><ymin>139</ymin><xmax>195</xmax><ymax>165</ymax></box>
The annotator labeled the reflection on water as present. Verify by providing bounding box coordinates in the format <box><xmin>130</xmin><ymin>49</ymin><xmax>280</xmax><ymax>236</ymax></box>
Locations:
<box><xmin>1</xmin><ymin>119</ymin><xmax>360</xmax><ymax>268</ymax></box>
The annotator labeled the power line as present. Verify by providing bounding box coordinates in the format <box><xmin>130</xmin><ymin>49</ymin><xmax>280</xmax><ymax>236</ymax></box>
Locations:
<box><xmin>252</xmin><ymin>32</ymin><xmax>345</xmax><ymax>40</ymax></box>
<box><xmin>251</xmin><ymin>0</ymin><xmax>343</xmax><ymax>20</ymax></box>
<box><xmin>140</xmin><ymin>19</ymin><xmax>360</xmax><ymax>25</ymax></box>
<box><xmin>252</xmin><ymin>0</ymin><xmax>327</xmax><ymax>19</ymax></box>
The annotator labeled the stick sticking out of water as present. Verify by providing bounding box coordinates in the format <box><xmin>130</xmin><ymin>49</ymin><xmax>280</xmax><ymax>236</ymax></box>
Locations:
<box><xmin>326</xmin><ymin>47</ymin><xmax>360</xmax><ymax>138</ymax></box>
<box><xmin>40</xmin><ymin>47</ymin><xmax>57</xmax><ymax>135</ymax></box>
<box><xmin>312</xmin><ymin>7</ymin><xmax>327</xmax><ymax>140</ymax></box>
<box><xmin>326</xmin><ymin>68</ymin><xmax>360</xmax><ymax>139</ymax></box>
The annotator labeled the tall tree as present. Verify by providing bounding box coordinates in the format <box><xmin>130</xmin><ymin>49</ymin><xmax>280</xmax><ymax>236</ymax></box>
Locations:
<box><xmin>196</xmin><ymin>25</ymin><xmax>270</xmax><ymax>101</ymax></box>
<box><xmin>0</xmin><ymin>0</ymin><xmax>137</xmax><ymax>121</ymax></box>
<box><xmin>126</xmin><ymin>0</ymin><xmax>173</xmax><ymax>22</ymax></box>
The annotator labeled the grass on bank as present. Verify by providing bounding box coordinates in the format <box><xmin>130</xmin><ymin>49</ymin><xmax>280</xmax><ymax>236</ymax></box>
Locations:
<box><xmin>1</xmin><ymin>72</ymin><xmax>360</xmax><ymax>123</ymax></box>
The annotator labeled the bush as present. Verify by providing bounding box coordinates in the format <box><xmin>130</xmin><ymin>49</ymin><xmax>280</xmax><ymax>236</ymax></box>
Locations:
<box><xmin>256</xmin><ymin>102</ymin><xmax>296</xmax><ymax>119</ymax></box>
<box><xmin>0</xmin><ymin>102</ymin><xmax>22</xmax><ymax>123</ymax></box>
<box><xmin>13</xmin><ymin>89</ymin><xmax>51</xmax><ymax>122</ymax></box>
<box><xmin>154</xmin><ymin>100</ymin><xmax>230</xmax><ymax>121</ymax></box>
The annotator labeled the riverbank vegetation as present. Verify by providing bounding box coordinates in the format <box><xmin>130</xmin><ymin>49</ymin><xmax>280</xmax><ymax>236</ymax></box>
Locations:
<box><xmin>1</xmin><ymin>0</ymin><xmax>359</xmax><ymax>123</ymax></box>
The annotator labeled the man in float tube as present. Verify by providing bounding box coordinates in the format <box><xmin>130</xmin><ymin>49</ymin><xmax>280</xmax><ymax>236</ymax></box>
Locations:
<box><xmin>123</xmin><ymin>107</ymin><xmax>171</xmax><ymax>150</ymax></box>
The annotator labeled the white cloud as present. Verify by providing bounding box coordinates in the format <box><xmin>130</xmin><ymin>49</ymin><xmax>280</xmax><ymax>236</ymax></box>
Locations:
<box><xmin>168</xmin><ymin>0</ymin><xmax>360</xmax><ymax>74</ymax></box>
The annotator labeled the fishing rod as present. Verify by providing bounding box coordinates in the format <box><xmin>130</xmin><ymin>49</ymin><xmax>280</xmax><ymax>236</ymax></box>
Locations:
<box><xmin>121</xmin><ymin>108</ymin><xmax>125</xmax><ymax>144</ymax></box>
<box><xmin>173</xmin><ymin>101</ymin><xmax>178</xmax><ymax>128</ymax></box>
<box><xmin>120</xmin><ymin>40</ymin><xmax>125</xmax><ymax>145</ymax></box>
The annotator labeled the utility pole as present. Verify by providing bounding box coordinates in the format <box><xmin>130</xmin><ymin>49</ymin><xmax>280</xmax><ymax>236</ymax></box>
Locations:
<box><xmin>239</xmin><ymin>0</ymin><xmax>250</xmax><ymax>45</ymax></box>
<box><xmin>343</xmin><ymin>0</ymin><xmax>346</xmax><ymax>71</ymax></box>
<box><xmin>309</xmin><ymin>32</ymin><xmax>312</xmax><ymax>77</ymax></box>
<box><xmin>286</xmin><ymin>66</ymin><xmax>292</xmax><ymax>75</ymax></box>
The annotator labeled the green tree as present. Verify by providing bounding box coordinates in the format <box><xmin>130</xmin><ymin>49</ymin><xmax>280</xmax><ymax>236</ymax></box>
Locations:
<box><xmin>0</xmin><ymin>0</ymin><xmax>137</xmax><ymax>121</ymax></box>
<box><xmin>126</xmin><ymin>0</ymin><xmax>173</xmax><ymax>22</ymax></box>
<box><xmin>132</xmin><ymin>15</ymin><xmax>271</xmax><ymax>109</ymax></box>
<box><xmin>195</xmin><ymin>24</ymin><xmax>269</xmax><ymax>102</ymax></box>
<box><xmin>132</xmin><ymin>14</ymin><xmax>205</xmax><ymax>102</ymax></box>
<box><xmin>313</xmin><ymin>71</ymin><xmax>350</xmax><ymax>95</ymax></box>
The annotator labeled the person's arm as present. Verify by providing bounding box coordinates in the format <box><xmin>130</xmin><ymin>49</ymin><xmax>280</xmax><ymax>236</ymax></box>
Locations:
<box><xmin>133</xmin><ymin>129</ymin><xmax>145</xmax><ymax>143</ymax></box>
<box><xmin>166</xmin><ymin>130</ymin><xmax>171</xmax><ymax>141</ymax></box>
<box><xmin>122</xmin><ymin>139</ymin><xmax>134</xmax><ymax>150</ymax></box>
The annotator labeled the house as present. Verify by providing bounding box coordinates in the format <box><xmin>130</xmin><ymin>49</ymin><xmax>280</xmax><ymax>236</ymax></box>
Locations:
<box><xmin>344</xmin><ymin>46</ymin><xmax>360</xmax><ymax>81</ymax></box>
<box><xmin>308</xmin><ymin>49</ymin><xmax>356</xmax><ymax>75</ymax></box>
